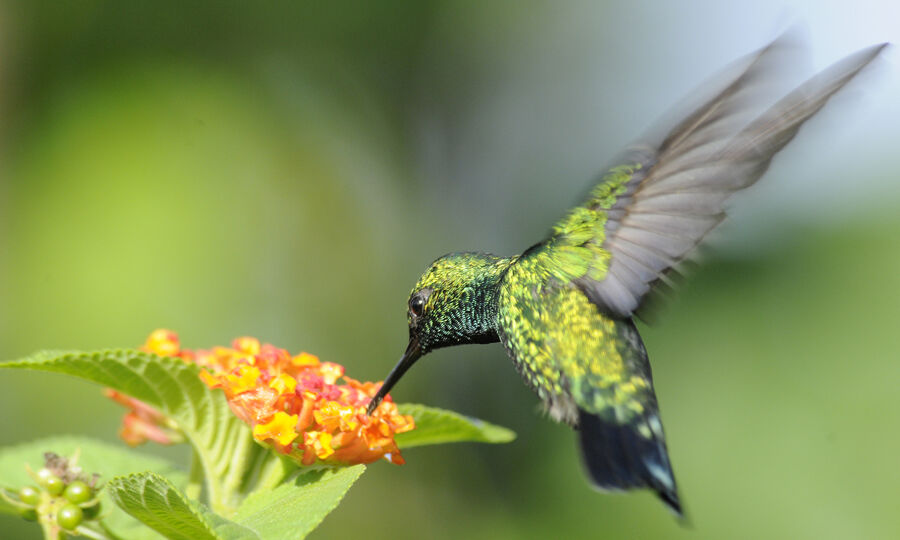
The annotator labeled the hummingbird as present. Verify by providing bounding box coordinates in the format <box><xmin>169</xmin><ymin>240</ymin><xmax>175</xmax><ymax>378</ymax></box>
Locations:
<box><xmin>366</xmin><ymin>35</ymin><xmax>886</xmax><ymax>516</ymax></box>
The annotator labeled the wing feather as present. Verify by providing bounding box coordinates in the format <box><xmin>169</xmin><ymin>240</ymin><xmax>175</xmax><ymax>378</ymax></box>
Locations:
<box><xmin>564</xmin><ymin>36</ymin><xmax>886</xmax><ymax>317</ymax></box>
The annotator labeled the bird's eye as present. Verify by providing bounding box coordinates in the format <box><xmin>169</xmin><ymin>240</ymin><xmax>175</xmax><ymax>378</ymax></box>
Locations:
<box><xmin>409</xmin><ymin>295</ymin><xmax>425</xmax><ymax>318</ymax></box>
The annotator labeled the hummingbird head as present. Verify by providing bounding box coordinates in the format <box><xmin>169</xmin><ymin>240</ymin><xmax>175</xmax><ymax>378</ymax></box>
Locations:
<box><xmin>366</xmin><ymin>252</ymin><xmax>513</xmax><ymax>414</ymax></box>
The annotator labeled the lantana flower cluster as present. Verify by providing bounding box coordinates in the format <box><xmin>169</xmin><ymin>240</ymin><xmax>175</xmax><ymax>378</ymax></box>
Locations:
<box><xmin>111</xmin><ymin>330</ymin><xmax>415</xmax><ymax>466</ymax></box>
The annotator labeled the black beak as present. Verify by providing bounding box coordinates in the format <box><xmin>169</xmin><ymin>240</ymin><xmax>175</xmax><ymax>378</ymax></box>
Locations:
<box><xmin>366</xmin><ymin>336</ymin><xmax>422</xmax><ymax>415</ymax></box>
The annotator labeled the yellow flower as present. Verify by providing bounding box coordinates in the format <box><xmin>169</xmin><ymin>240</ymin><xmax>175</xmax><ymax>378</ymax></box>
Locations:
<box><xmin>253</xmin><ymin>411</ymin><xmax>300</xmax><ymax>447</ymax></box>
<box><xmin>109</xmin><ymin>330</ymin><xmax>416</xmax><ymax>467</ymax></box>
<box><xmin>269</xmin><ymin>373</ymin><xmax>297</xmax><ymax>395</ymax></box>
<box><xmin>314</xmin><ymin>401</ymin><xmax>361</xmax><ymax>432</ymax></box>
<box><xmin>224</xmin><ymin>364</ymin><xmax>261</xmax><ymax>395</ymax></box>
<box><xmin>292</xmin><ymin>352</ymin><xmax>319</xmax><ymax>366</ymax></box>
<box><xmin>318</xmin><ymin>362</ymin><xmax>344</xmax><ymax>385</ymax></box>
<box><xmin>305</xmin><ymin>430</ymin><xmax>335</xmax><ymax>460</ymax></box>
<box><xmin>141</xmin><ymin>329</ymin><xmax>180</xmax><ymax>357</ymax></box>
<box><xmin>198</xmin><ymin>369</ymin><xmax>220</xmax><ymax>389</ymax></box>
<box><xmin>232</xmin><ymin>337</ymin><xmax>261</xmax><ymax>356</ymax></box>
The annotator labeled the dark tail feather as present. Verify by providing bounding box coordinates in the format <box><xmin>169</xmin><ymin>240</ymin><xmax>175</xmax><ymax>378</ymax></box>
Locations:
<box><xmin>578</xmin><ymin>408</ymin><xmax>683</xmax><ymax>517</ymax></box>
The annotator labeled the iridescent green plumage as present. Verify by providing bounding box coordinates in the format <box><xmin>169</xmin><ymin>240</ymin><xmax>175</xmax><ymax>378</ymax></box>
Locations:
<box><xmin>367</xmin><ymin>35</ymin><xmax>886</xmax><ymax>517</ymax></box>
<box><xmin>499</xmin><ymin>257</ymin><xmax>652</xmax><ymax>425</ymax></box>
<box><xmin>496</xmin><ymin>163</ymin><xmax>644</xmax><ymax>422</ymax></box>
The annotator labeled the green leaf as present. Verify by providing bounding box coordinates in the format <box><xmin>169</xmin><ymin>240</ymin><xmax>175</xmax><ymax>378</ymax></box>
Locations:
<box><xmin>395</xmin><ymin>404</ymin><xmax>517</xmax><ymax>448</ymax></box>
<box><xmin>108</xmin><ymin>472</ymin><xmax>257</xmax><ymax>540</ymax></box>
<box><xmin>0</xmin><ymin>350</ymin><xmax>265</xmax><ymax>513</ymax></box>
<box><xmin>0</xmin><ymin>350</ymin><xmax>515</xmax><ymax>538</ymax></box>
<box><xmin>109</xmin><ymin>466</ymin><xmax>366</xmax><ymax>540</ymax></box>
<box><xmin>232</xmin><ymin>465</ymin><xmax>365</xmax><ymax>540</ymax></box>
<box><xmin>0</xmin><ymin>435</ymin><xmax>188</xmax><ymax>540</ymax></box>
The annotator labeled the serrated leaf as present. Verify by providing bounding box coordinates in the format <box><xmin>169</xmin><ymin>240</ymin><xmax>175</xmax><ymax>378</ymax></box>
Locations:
<box><xmin>232</xmin><ymin>465</ymin><xmax>365</xmax><ymax>540</ymax></box>
<box><xmin>0</xmin><ymin>435</ymin><xmax>188</xmax><ymax>540</ymax></box>
<box><xmin>395</xmin><ymin>404</ymin><xmax>516</xmax><ymax>448</ymax></box>
<box><xmin>0</xmin><ymin>350</ymin><xmax>266</xmax><ymax>513</ymax></box>
<box><xmin>108</xmin><ymin>472</ymin><xmax>258</xmax><ymax>540</ymax></box>
<box><xmin>0</xmin><ymin>351</ymin><xmax>516</xmax><ymax>538</ymax></box>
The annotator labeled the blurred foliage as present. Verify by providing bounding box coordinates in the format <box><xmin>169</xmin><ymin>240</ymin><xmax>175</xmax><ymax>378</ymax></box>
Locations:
<box><xmin>1</xmin><ymin>2</ymin><xmax>898</xmax><ymax>539</ymax></box>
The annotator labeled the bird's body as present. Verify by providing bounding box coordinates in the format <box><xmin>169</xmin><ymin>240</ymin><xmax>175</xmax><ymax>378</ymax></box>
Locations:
<box><xmin>367</xmin><ymin>34</ymin><xmax>886</xmax><ymax>516</ymax></box>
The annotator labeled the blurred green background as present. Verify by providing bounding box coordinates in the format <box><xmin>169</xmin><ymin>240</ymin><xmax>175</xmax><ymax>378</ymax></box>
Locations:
<box><xmin>1</xmin><ymin>2</ymin><xmax>899</xmax><ymax>539</ymax></box>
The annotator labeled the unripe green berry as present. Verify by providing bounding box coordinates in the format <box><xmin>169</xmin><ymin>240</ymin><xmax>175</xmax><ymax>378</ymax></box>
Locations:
<box><xmin>18</xmin><ymin>486</ymin><xmax>41</xmax><ymax>506</ymax></box>
<box><xmin>43</xmin><ymin>476</ymin><xmax>64</xmax><ymax>496</ymax></box>
<box><xmin>64</xmin><ymin>481</ymin><xmax>92</xmax><ymax>504</ymax></box>
<box><xmin>57</xmin><ymin>503</ymin><xmax>83</xmax><ymax>530</ymax></box>
<box><xmin>20</xmin><ymin>508</ymin><xmax>38</xmax><ymax>521</ymax></box>
<box><xmin>36</xmin><ymin>468</ymin><xmax>64</xmax><ymax>495</ymax></box>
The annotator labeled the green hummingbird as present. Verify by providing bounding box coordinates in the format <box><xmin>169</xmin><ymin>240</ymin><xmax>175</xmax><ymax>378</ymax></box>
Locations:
<box><xmin>367</xmin><ymin>35</ymin><xmax>886</xmax><ymax>516</ymax></box>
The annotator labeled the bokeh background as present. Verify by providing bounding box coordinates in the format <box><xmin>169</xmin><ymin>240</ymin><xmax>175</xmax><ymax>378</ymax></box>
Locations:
<box><xmin>1</xmin><ymin>1</ymin><xmax>899</xmax><ymax>539</ymax></box>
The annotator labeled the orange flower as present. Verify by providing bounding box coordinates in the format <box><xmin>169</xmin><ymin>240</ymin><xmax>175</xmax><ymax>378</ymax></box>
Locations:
<box><xmin>107</xmin><ymin>330</ymin><xmax>416</xmax><ymax>467</ymax></box>
<box><xmin>105</xmin><ymin>389</ymin><xmax>183</xmax><ymax>446</ymax></box>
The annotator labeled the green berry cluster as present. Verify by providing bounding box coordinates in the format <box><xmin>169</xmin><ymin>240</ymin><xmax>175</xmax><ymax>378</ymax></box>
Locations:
<box><xmin>2</xmin><ymin>452</ymin><xmax>103</xmax><ymax>537</ymax></box>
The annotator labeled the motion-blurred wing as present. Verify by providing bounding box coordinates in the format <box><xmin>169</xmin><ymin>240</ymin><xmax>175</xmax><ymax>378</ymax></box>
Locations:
<box><xmin>552</xmin><ymin>36</ymin><xmax>886</xmax><ymax>317</ymax></box>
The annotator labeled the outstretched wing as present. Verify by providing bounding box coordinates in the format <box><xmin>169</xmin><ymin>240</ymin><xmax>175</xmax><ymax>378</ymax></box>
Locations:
<box><xmin>498</xmin><ymin>265</ymin><xmax>680</xmax><ymax>513</ymax></box>
<box><xmin>549</xmin><ymin>36</ymin><xmax>886</xmax><ymax>317</ymax></box>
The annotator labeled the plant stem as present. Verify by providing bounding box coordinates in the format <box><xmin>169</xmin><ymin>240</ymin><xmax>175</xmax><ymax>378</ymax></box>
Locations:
<box><xmin>39</xmin><ymin>519</ymin><xmax>63</xmax><ymax>540</ymax></box>
<box><xmin>251</xmin><ymin>454</ymin><xmax>297</xmax><ymax>492</ymax></box>
<box><xmin>186</xmin><ymin>448</ymin><xmax>203</xmax><ymax>501</ymax></box>
<box><xmin>212</xmin><ymin>428</ymin><xmax>257</xmax><ymax>515</ymax></box>
<box><xmin>74</xmin><ymin>523</ymin><xmax>119</xmax><ymax>540</ymax></box>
